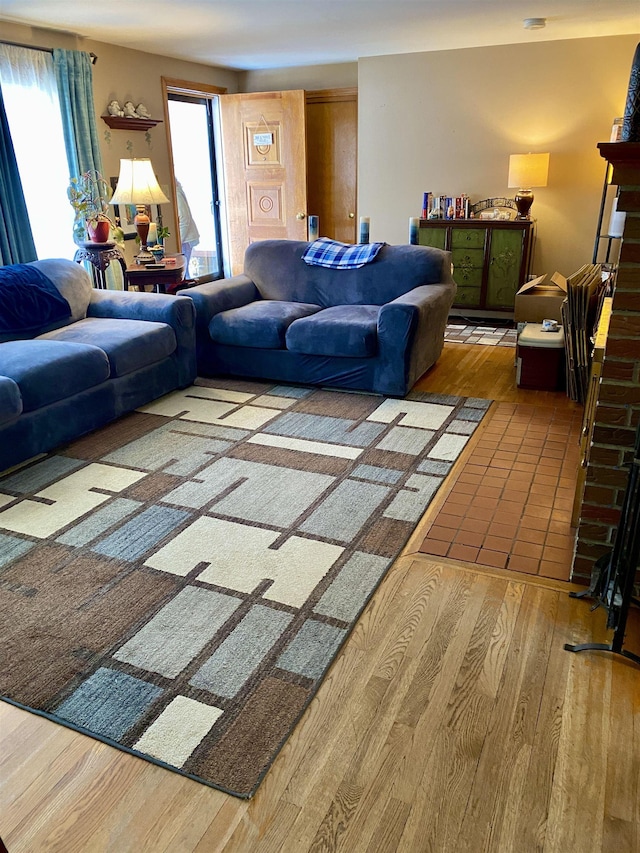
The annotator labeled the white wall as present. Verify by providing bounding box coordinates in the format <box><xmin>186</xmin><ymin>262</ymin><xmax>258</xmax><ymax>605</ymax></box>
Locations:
<box><xmin>358</xmin><ymin>35</ymin><xmax>639</xmax><ymax>276</ymax></box>
<box><xmin>240</xmin><ymin>63</ymin><xmax>357</xmax><ymax>93</ymax></box>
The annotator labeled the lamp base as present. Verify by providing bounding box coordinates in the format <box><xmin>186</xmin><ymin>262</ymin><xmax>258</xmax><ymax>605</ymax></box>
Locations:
<box><xmin>135</xmin><ymin>246</ymin><xmax>155</xmax><ymax>265</ymax></box>
<box><xmin>514</xmin><ymin>189</ymin><xmax>534</xmax><ymax>220</ymax></box>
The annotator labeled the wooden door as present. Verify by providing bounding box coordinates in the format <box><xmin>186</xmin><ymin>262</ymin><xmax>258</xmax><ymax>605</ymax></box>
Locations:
<box><xmin>306</xmin><ymin>88</ymin><xmax>357</xmax><ymax>243</ymax></box>
<box><xmin>219</xmin><ymin>90</ymin><xmax>308</xmax><ymax>274</ymax></box>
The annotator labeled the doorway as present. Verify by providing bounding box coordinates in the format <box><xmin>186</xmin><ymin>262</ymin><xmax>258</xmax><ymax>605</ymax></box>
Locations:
<box><xmin>162</xmin><ymin>78</ymin><xmax>226</xmax><ymax>282</ymax></box>
<box><xmin>305</xmin><ymin>88</ymin><xmax>357</xmax><ymax>243</ymax></box>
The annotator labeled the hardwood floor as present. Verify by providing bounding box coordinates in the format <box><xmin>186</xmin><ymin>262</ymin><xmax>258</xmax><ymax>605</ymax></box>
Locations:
<box><xmin>1</xmin><ymin>344</ymin><xmax>637</xmax><ymax>852</ymax></box>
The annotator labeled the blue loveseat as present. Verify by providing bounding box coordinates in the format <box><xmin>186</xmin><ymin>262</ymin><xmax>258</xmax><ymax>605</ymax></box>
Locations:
<box><xmin>0</xmin><ymin>259</ymin><xmax>197</xmax><ymax>473</ymax></box>
<box><xmin>184</xmin><ymin>239</ymin><xmax>456</xmax><ymax>397</ymax></box>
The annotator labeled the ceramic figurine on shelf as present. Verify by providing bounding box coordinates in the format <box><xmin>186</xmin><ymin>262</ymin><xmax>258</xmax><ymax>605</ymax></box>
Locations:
<box><xmin>107</xmin><ymin>99</ymin><xmax>124</xmax><ymax>117</ymax></box>
<box><xmin>135</xmin><ymin>103</ymin><xmax>151</xmax><ymax>119</ymax></box>
<box><xmin>123</xmin><ymin>101</ymin><xmax>137</xmax><ymax>118</ymax></box>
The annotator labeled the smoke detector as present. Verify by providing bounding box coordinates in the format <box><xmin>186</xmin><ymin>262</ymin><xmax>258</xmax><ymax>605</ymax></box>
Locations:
<box><xmin>523</xmin><ymin>18</ymin><xmax>546</xmax><ymax>29</ymax></box>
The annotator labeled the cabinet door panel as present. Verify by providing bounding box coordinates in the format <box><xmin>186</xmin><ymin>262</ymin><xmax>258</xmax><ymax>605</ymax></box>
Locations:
<box><xmin>454</xmin><ymin>286</ymin><xmax>481</xmax><ymax>307</ymax></box>
<box><xmin>486</xmin><ymin>229</ymin><xmax>524</xmax><ymax>308</ymax></box>
<box><xmin>419</xmin><ymin>227</ymin><xmax>447</xmax><ymax>250</ymax></box>
<box><xmin>452</xmin><ymin>253</ymin><xmax>483</xmax><ymax>287</ymax></box>
<box><xmin>451</xmin><ymin>228</ymin><xmax>486</xmax><ymax>249</ymax></box>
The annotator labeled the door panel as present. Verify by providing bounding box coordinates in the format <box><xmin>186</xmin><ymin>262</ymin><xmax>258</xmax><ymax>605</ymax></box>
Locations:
<box><xmin>306</xmin><ymin>88</ymin><xmax>357</xmax><ymax>243</ymax></box>
<box><xmin>219</xmin><ymin>90</ymin><xmax>307</xmax><ymax>274</ymax></box>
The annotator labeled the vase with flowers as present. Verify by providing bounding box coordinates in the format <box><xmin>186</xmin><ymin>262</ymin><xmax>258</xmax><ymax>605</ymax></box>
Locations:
<box><xmin>67</xmin><ymin>170</ymin><xmax>124</xmax><ymax>246</ymax></box>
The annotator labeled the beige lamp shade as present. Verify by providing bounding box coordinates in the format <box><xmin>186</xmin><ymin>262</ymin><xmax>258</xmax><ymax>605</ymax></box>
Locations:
<box><xmin>110</xmin><ymin>158</ymin><xmax>170</xmax><ymax>205</ymax></box>
<box><xmin>508</xmin><ymin>153</ymin><xmax>550</xmax><ymax>189</ymax></box>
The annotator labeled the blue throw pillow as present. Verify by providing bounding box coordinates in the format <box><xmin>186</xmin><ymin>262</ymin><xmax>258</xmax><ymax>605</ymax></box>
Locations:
<box><xmin>0</xmin><ymin>263</ymin><xmax>71</xmax><ymax>334</ymax></box>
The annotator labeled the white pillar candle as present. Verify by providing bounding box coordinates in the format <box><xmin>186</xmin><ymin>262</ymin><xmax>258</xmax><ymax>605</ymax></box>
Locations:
<box><xmin>409</xmin><ymin>216</ymin><xmax>419</xmax><ymax>244</ymax></box>
<box><xmin>147</xmin><ymin>222</ymin><xmax>158</xmax><ymax>246</ymax></box>
<box><xmin>608</xmin><ymin>197</ymin><xmax>626</xmax><ymax>238</ymax></box>
<box><xmin>359</xmin><ymin>216</ymin><xmax>370</xmax><ymax>244</ymax></box>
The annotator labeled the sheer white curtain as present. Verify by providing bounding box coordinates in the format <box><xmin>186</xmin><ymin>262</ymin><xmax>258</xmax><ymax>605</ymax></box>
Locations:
<box><xmin>0</xmin><ymin>44</ymin><xmax>76</xmax><ymax>260</ymax></box>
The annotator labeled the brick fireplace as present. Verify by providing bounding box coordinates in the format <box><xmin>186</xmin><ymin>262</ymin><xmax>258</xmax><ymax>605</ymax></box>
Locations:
<box><xmin>574</xmin><ymin>142</ymin><xmax>640</xmax><ymax>581</ymax></box>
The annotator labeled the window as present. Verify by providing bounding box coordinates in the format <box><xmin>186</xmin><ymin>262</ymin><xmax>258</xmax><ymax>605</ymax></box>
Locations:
<box><xmin>0</xmin><ymin>44</ymin><xmax>76</xmax><ymax>260</ymax></box>
<box><xmin>164</xmin><ymin>79</ymin><xmax>226</xmax><ymax>281</ymax></box>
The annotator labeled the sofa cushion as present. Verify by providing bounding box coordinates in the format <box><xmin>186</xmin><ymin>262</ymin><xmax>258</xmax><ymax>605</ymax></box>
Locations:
<box><xmin>209</xmin><ymin>300</ymin><xmax>321</xmax><ymax>349</ymax></box>
<box><xmin>0</xmin><ymin>264</ymin><xmax>72</xmax><ymax>341</ymax></box>
<box><xmin>0</xmin><ymin>340</ymin><xmax>110</xmax><ymax>412</ymax></box>
<box><xmin>0</xmin><ymin>375</ymin><xmax>22</xmax><ymax>426</ymax></box>
<box><xmin>286</xmin><ymin>305</ymin><xmax>380</xmax><ymax>358</ymax></box>
<box><xmin>30</xmin><ymin>259</ymin><xmax>93</xmax><ymax>323</ymax></box>
<box><xmin>38</xmin><ymin>318</ymin><xmax>177</xmax><ymax>378</ymax></box>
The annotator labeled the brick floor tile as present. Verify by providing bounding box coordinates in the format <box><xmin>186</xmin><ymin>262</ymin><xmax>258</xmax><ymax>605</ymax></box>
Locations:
<box><xmin>542</xmin><ymin>545</ymin><xmax>574</xmax><ymax>565</ymax></box>
<box><xmin>471</xmin><ymin>506</ymin><xmax>496</xmax><ymax>522</ymax></box>
<box><xmin>517</xmin><ymin>526</ymin><xmax>547</xmax><ymax>545</ymax></box>
<box><xmin>528</xmin><ymin>493</ymin><xmax>554</xmax><ymax>508</ymax></box>
<box><xmin>451</xmin><ymin>482</ymin><xmax>478</xmax><ymax>497</ymax></box>
<box><xmin>512</xmin><ymin>540</ymin><xmax>544</xmax><ymax>559</ymax></box>
<box><xmin>466</xmin><ymin>464</ymin><xmax>488</xmax><ymax>476</ymax></box>
<box><xmin>538</xmin><ymin>560</ymin><xmax>571</xmax><ymax>582</ymax></box>
<box><xmin>428</xmin><ymin>525</ymin><xmax>457</xmax><ymax>543</ymax></box>
<box><xmin>448</xmin><ymin>544</ymin><xmax>480</xmax><ymax>562</ymax></box>
<box><xmin>447</xmin><ymin>490</ymin><xmax>472</xmax><ymax>506</ymax></box>
<box><xmin>497</xmin><ymin>500</ymin><xmax>525</xmax><ymax>515</ymax></box>
<box><xmin>507</xmin><ymin>554</ymin><xmax>541</xmax><ymax>573</ymax></box>
<box><xmin>545</xmin><ymin>531</ymin><xmax>576</xmax><ymax>550</ymax></box>
<box><xmin>475</xmin><ymin>485</ymin><xmax>503</xmax><ymax>500</ymax></box>
<box><xmin>418</xmin><ymin>538</ymin><xmax>451</xmax><ymax>557</ymax></box>
<box><xmin>488</xmin><ymin>522</ymin><xmax>519</xmax><ymax>539</ymax></box>
<box><xmin>454</xmin><ymin>529</ymin><xmax>485</xmax><ymax>548</ymax></box>
<box><xmin>519</xmin><ymin>516</ymin><xmax>549</xmax><ymax>533</ymax></box>
<box><xmin>513</xmin><ymin>462</ymin><xmax>537</xmax><ymax>473</ymax></box>
<box><xmin>523</xmin><ymin>504</ymin><xmax>552</xmax><ymax>520</ymax></box>
<box><xmin>484</xmin><ymin>535</ymin><xmax>514</xmax><ymax>553</ymax></box>
<box><xmin>460</xmin><ymin>517</ymin><xmax>491</xmax><ymax>535</ymax></box>
<box><xmin>441</xmin><ymin>501</ymin><xmax>466</xmax><ymax>517</ymax></box>
<box><xmin>483</xmin><ymin>476</ymin><xmax>509</xmax><ymax>490</ymax></box>
<box><xmin>458</xmin><ymin>472</ymin><xmax>484</xmax><ymax>485</ymax></box>
<box><xmin>435</xmin><ymin>513</ymin><xmax>463</xmax><ymax>530</ymax></box>
<box><xmin>477</xmin><ymin>549</ymin><xmax>509</xmax><ymax>569</ymax></box>
<box><xmin>548</xmin><ymin>519</ymin><xmax>574</xmax><ymax>535</ymax></box>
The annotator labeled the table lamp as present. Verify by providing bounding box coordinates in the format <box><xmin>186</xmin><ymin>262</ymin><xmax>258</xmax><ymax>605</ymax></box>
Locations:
<box><xmin>110</xmin><ymin>158</ymin><xmax>170</xmax><ymax>263</ymax></box>
<box><xmin>508</xmin><ymin>153</ymin><xmax>550</xmax><ymax>220</ymax></box>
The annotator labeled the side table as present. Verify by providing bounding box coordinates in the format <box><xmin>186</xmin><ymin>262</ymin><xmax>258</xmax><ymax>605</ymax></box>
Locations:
<box><xmin>73</xmin><ymin>241</ymin><xmax>127</xmax><ymax>289</ymax></box>
<box><xmin>124</xmin><ymin>254</ymin><xmax>187</xmax><ymax>294</ymax></box>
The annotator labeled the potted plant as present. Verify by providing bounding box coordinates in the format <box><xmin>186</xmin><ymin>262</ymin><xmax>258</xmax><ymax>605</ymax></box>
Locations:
<box><xmin>67</xmin><ymin>170</ymin><xmax>124</xmax><ymax>246</ymax></box>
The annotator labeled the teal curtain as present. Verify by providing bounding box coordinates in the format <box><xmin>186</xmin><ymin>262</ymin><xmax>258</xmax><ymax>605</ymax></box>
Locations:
<box><xmin>0</xmin><ymin>82</ymin><xmax>37</xmax><ymax>265</ymax></box>
<box><xmin>53</xmin><ymin>49</ymin><xmax>120</xmax><ymax>288</ymax></box>
<box><xmin>53</xmin><ymin>49</ymin><xmax>104</xmax><ymax>179</ymax></box>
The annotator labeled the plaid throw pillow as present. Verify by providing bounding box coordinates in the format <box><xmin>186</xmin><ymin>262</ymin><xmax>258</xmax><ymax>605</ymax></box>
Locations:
<box><xmin>302</xmin><ymin>237</ymin><xmax>385</xmax><ymax>270</ymax></box>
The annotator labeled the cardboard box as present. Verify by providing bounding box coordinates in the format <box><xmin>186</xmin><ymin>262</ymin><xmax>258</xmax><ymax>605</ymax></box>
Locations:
<box><xmin>514</xmin><ymin>272</ymin><xmax>568</xmax><ymax>323</ymax></box>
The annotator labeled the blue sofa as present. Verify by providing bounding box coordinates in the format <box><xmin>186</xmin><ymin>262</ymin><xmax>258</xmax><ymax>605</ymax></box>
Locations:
<box><xmin>0</xmin><ymin>259</ymin><xmax>197</xmax><ymax>473</ymax></box>
<box><xmin>184</xmin><ymin>239</ymin><xmax>456</xmax><ymax>397</ymax></box>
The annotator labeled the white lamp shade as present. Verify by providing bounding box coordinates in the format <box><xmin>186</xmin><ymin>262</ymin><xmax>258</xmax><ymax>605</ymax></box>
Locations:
<box><xmin>110</xmin><ymin>158</ymin><xmax>170</xmax><ymax>206</ymax></box>
<box><xmin>508</xmin><ymin>153</ymin><xmax>550</xmax><ymax>189</ymax></box>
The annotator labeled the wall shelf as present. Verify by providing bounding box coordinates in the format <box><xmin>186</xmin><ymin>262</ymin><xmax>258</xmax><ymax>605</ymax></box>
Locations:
<box><xmin>101</xmin><ymin>115</ymin><xmax>162</xmax><ymax>131</ymax></box>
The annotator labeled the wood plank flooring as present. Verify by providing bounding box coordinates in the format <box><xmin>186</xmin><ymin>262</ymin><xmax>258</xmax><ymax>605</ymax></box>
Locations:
<box><xmin>1</xmin><ymin>344</ymin><xmax>637</xmax><ymax>852</ymax></box>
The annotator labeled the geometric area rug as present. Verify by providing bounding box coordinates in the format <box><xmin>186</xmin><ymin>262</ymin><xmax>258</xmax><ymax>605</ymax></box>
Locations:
<box><xmin>0</xmin><ymin>378</ymin><xmax>491</xmax><ymax>798</ymax></box>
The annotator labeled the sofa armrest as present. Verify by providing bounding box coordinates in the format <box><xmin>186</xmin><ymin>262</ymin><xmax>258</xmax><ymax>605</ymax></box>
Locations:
<box><xmin>376</xmin><ymin>282</ymin><xmax>456</xmax><ymax>396</ymax></box>
<box><xmin>87</xmin><ymin>290</ymin><xmax>197</xmax><ymax>386</ymax></box>
<box><xmin>379</xmin><ymin>283</ymin><xmax>453</xmax><ymax>335</ymax></box>
<box><xmin>182</xmin><ymin>275</ymin><xmax>260</xmax><ymax>335</ymax></box>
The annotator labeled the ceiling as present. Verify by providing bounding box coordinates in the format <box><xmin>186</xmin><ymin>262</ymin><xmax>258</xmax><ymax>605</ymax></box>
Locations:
<box><xmin>1</xmin><ymin>0</ymin><xmax>639</xmax><ymax>71</ymax></box>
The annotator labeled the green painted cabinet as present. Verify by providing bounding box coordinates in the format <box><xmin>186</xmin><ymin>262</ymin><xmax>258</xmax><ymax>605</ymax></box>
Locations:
<box><xmin>419</xmin><ymin>219</ymin><xmax>533</xmax><ymax>311</ymax></box>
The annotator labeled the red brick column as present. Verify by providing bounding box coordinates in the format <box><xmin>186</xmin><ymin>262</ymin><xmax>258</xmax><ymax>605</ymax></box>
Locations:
<box><xmin>573</xmin><ymin>142</ymin><xmax>640</xmax><ymax>581</ymax></box>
